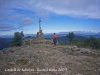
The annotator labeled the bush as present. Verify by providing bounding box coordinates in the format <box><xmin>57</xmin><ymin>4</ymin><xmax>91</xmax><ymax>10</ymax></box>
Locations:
<box><xmin>59</xmin><ymin>41</ymin><xmax>65</xmax><ymax>45</ymax></box>
<box><xmin>16</xmin><ymin>58</ymin><xmax>29</xmax><ymax>64</ymax></box>
<box><xmin>10</xmin><ymin>31</ymin><xmax>24</xmax><ymax>47</ymax></box>
<box><xmin>83</xmin><ymin>36</ymin><xmax>100</xmax><ymax>49</ymax></box>
<box><xmin>72</xmin><ymin>36</ymin><xmax>100</xmax><ymax>49</ymax></box>
<box><xmin>68</xmin><ymin>40</ymin><xmax>84</xmax><ymax>47</ymax></box>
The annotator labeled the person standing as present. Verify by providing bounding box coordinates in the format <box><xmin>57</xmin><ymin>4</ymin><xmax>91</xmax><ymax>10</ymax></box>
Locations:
<box><xmin>53</xmin><ymin>33</ymin><xmax>57</xmax><ymax>45</ymax></box>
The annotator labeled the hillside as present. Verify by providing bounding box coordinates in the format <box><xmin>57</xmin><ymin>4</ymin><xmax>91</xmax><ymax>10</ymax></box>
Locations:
<box><xmin>0</xmin><ymin>38</ymin><xmax>11</xmax><ymax>50</ymax></box>
<box><xmin>0</xmin><ymin>43</ymin><xmax>100</xmax><ymax>75</ymax></box>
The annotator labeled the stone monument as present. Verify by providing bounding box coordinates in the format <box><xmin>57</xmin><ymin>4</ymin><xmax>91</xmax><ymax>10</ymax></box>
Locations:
<box><xmin>23</xmin><ymin>18</ymin><xmax>53</xmax><ymax>45</ymax></box>
<box><xmin>36</xmin><ymin>18</ymin><xmax>44</xmax><ymax>40</ymax></box>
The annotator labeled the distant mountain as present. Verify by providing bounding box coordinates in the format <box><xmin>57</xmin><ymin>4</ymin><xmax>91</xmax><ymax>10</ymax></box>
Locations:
<box><xmin>44</xmin><ymin>31</ymin><xmax>100</xmax><ymax>38</ymax></box>
<box><xmin>23</xmin><ymin>36</ymin><xmax>36</xmax><ymax>40</ymax></box>
<box><xmin>0</xmin><ymin>35</ymin><xmax>13</xmax><ymax>38</ymax></box>
<box><xmin>70</xmin><ymin>31</ymin><xmax>100</xmax><ymax>38</ymax></box>
<box><xmin>0</xmin><ymin>38</ymin><xmax>12</xmax><ymax>50</ymax></box>
<box><xmin>83</xmin><ymin>35</ymin><xmax>100</xmax><ymax>38</ymax></box>
<box><xmin>73</xmin><ymin>31</ymin><xmax>100</xmax><ymax>35</ymax></box>
<box><xmin>45</xmin><ymin>35</ymin><xmax>86</xmax><ymax>44</ymax></box>
<box><xmin>92</xmin><ymin>35</ymin><xmax>100</xmax><ymax>38</ymax></box>
<box><xmin>58</xmin><ymin>35</ymin><xmax>86</xmax><ymax>44</ymax></box>
<box><xmin>0</xmin><ymin>34</ymin><xmax>36</xmax><ymax>38</ymax></box>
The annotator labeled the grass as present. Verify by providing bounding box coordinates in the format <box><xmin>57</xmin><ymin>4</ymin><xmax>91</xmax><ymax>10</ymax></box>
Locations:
<box><xmin>16</xmin><ymin>58</ymin><xmax>29</xmax><ymax>65</ymax></box>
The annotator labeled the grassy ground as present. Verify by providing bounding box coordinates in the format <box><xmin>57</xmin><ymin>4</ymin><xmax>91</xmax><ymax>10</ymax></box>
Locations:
<box><xmin>0</xmin><ymin>44</ymin><xmax>100</xmax><ymax>75</ymax></box>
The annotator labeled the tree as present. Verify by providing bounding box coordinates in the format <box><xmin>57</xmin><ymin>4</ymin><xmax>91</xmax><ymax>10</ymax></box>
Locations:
<box><xmin>67</xmin><ymin>32</ymin><xmax>75</xmax><ymax>42</ymax></box>
<box><xmin>11</xmin><ymin>31</ymin><xmax>24</xmax><ymax>47</ymax></box>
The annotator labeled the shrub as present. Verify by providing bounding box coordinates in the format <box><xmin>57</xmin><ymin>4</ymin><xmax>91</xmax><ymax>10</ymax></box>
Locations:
<box><xmin>59</xmin><ymin>41</ymin><xmax>65</xmax><ymax>45</ymax></box>
<box><xmin>16</xmin><ymin>58</ymin><xmax>29</xmax><ymax>64</ymax></box>
<box><xmin>10</xmin><ymin>31</ymin><xmax>24</xmax><ymax>47</ymax></box>
<box><xmin>72</xmin><ymin>36</ymin><xmax>100</xmax><ymax>49</ymax></box>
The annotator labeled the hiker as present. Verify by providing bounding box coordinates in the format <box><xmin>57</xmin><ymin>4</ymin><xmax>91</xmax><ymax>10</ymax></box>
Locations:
<box><xmin>53</xmin><ymin>33</ymin><xmax>57</xmax><ymax>45</ymax></box>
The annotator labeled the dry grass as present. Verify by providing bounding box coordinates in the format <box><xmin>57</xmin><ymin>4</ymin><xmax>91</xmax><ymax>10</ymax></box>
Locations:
<box><xmin>0</xmin><ymin>44</ymin><xmax>100</xmax><ymax>75</ymax></box>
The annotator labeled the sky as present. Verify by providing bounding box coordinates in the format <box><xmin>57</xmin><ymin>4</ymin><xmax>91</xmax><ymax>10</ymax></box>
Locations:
<box><xmin>0</xmin><ymin>0</ymin><xmax>100</xmax><ymax>36</ymax></box>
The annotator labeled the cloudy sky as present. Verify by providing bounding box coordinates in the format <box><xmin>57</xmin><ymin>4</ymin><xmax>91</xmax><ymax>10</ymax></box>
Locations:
<box><xmin>0</xmin><ymin>0</ymin><xmax>100</xmax><ymax>35</ymax></box>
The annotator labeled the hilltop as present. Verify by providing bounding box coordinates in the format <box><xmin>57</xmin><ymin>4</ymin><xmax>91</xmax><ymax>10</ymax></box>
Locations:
<box><xmin>0</xmin><ymin>43</ymin><xmax>100</xmax><ymax>75</ymax></box>
<box><xmin>0</xmin><ymin>30</ymin><xmax>100</xmax><ymax>75</ymax></box>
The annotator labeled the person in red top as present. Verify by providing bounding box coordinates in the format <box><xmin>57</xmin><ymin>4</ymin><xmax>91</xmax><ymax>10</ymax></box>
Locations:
<box><xmin>53</xmin><ymin>33</ymin><xmax>57</xmax><ymax>45</ymax></box>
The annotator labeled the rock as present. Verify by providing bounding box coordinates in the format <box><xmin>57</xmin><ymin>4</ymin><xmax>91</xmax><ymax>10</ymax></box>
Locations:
<box><xmin>9</xmin><ymin>50</ymin><xmax>15</xmax><ymax>53</ymax></box>
<box><xmin>62</xmin><ymin>48</ymin><xmax>67</xmax><ymax>53</ymax></box>
<box><xmin>0</xmin><ymin>52</ymin><xmax>2</xmax><ymax>55</ymax></box>
<box><xmin>74</xmin><ymin>48</ymin><xmax>80</xmax><ymax>51</ymax></box>
<box><xmin>23</xmin><ymin>38</ymin><xmax>52</xmax><ymax>45</ymax></box>
<box><xmin>55</xmin><ymin>73</ymin><xmax>59</xmax><ymax>75</ymax></box>
<box><xmin>3</xmin><ymin>48</ymin><xmax>7</xmax><ymax>50</ymax></box>
<box><xmin>76</xmin><ymin>73</ymin><xmax>83</xmax><ymax>75</ymax></box>
<box><xmin>73</xmin><ymin>45</ymin><xmax>77</xmax><ymax>48</ymax></box>
<box><xmin>2</xmin><ymin>50</ymin><xmax>7</xmax><ymax>54</ymax></box>
<box><xmin>9</xmin><ymin>62</ymin><xmax>15</xmax><ymax>65</ymax></box>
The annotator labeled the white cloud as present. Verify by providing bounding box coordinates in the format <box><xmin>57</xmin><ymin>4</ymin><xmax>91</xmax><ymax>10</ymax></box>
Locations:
<box><xmin>0</xmin><ymin>22</ymin><xmax>13</xmax><ymax>29</ymax></box>
<box><xmin>0</xmin><ymin>0</ymin><xmax>100</xmax><ymax>19</ymax></box>
<box><xmin>18</xmin><ymin>17</ymin><xmax>34</xmax><ymax>27</ymax></box>
<box><xmin>10</xmin><ymin>14</ymin><xmax>24</xmax><ymax>22</ymax></box>
<box><xmin>39</xmin><ymin>0</ymin><xmax>100</xmax><ymax>18</ymax></box>
<box><xmin>0</xmin><ymin>0</ymin><xmax>100</xmax><ymax>31</ymax></box>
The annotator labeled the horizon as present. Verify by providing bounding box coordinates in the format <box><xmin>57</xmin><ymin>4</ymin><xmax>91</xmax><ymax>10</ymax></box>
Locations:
<box><xmin>0</xmin><ymin>0</ymin><xmax>100</xmax><ymax>36</ymax></box>
<box><xmin>0</xmin><ymin>30</ymin><xmax>100</xmax><ymax>38</ymax></box>
<box><xmin>1</xmin><ymin>30</ymin><xmax>100</xmax><ymax>36</ymax></box>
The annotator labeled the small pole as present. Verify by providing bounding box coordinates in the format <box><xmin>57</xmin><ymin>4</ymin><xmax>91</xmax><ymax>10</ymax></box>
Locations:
<box><xmin>39</xmin><ymin>18</ymin><xmax>41</xmax><ymax>31</ymax></box>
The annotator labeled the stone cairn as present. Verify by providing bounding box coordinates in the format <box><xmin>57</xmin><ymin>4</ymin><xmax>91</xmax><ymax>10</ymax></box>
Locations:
<box><xmin>36</xmin><ymin>30</ymin><xmax>44</xmax><ymax>40</ymax></box>
<box><xmin>23</xmin><ymin>30</ymin><xmax>52</xmax><ymax>45</ymax></box>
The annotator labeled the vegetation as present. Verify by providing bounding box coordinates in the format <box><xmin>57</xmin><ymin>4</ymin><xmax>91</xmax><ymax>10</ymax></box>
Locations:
<box><xmin>59</xmin><ymin>41</ymin><xmax>65</xmax><ymax>45</ymax></box>
<box><xmin>69</xmin><ymin>36</ymin><xmax>100</xmax><ymax>49</ymax></box>
<box><xmin>10</xmin><ymin>31</ymin><xmax>24</xmax><ymax>47</ymax></box>
<box><xmin>16</xmin><ymin>58</ymin><xmax>29</xmax><ymax>64</ymax></box>
<box><xmin>84</xmin><ymin>36</ymin><xmax>100</xmax><ymax>49</ymax></box>
<box><xmin>67</xmin><ymin>32</ymin><xmax>75</xmax><ymax>42</ymax></box>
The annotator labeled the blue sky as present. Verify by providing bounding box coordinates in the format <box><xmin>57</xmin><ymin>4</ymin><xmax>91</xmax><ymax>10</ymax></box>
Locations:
<box><xmin>0</xmin><ymin>0</ymin><xmax>100</xmax><ymax>36</ymax></box>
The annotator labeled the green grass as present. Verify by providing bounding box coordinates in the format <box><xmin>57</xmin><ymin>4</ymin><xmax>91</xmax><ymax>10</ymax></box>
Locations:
<box><xmin>16</xmin><ymin>58</ymin><xmax>29</xmax><ymax>65</ymax></box>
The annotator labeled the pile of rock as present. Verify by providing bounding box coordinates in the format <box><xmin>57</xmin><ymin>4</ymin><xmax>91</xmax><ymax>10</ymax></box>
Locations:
<box><xmin>23</xmin><ymin>30</ymin><xmax>53</xmax><ymax>45</ymax></box>
<box><xmin>23</xmin><ymin>38</ymin><xmax>53</xmax><ymax>45</ymax></box>
<box><xmin>36</xmin><ymin>30</ymin><xmax>44</xmax><ymax>40</ymax></box>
